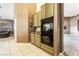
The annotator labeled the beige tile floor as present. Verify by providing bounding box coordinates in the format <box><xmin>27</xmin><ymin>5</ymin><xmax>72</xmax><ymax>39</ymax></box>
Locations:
<box><xmin>0</xmin><ymin>36</ymin><xmax>52</xmax><ymax>56</ymax></box>
<box><xmin>64</xmin><ymin>33</ymin><xmax>79</xmax><ymax>56</ymax></box>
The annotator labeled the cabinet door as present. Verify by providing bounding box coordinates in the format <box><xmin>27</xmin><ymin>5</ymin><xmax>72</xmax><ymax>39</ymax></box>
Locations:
<box><xmin>31</xmin><ymin>34</ymin><xmax>35</xmax><ymax>44</ymax></box>
<box><xmin>35</xmin><ymin>34</ymin><xmax>41</xmax><ymax>47</ymax></box>
<box><xmin>38</xmin><ymin>12</ymin><xmax>41</xmax><ymax>26</ymax></box>
<box><xmin>41</xmin><ymin>5</ymin><xmax>45</xmax><ymax>19</ymax></box>
<box><xmin>45</xmin><ymin>3</ymin><xmax>54</xmax><ymax>18</ymax></box>
<box><xmin>34</xmin><ymin>14</ymin><xmax>36</xmax><ymax>26</ymax></box>
<box><xmin>34</xmin><ymin>14</ymin><xmax>38</xmax><ymax>26</ymax></box>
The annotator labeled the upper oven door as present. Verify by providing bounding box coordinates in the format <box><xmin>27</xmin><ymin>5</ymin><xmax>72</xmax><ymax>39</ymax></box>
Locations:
<box><xmin>41</xmin><ymin>16</ymin><xmax>53</xmax><ymax>35</ymax></box>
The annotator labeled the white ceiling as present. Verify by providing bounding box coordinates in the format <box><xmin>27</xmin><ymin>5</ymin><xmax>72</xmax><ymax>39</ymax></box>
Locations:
<box><xmin>64</xmin><ymin>3</ymin><xmax>79</xmax><ymax>17</ymax></box>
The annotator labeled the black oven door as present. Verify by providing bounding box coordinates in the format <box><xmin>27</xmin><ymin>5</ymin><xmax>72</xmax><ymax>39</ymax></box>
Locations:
<box><xmin>41</xmin><ymin>16</ymin><xmax>53</xmax><ymax>47</ymax></box>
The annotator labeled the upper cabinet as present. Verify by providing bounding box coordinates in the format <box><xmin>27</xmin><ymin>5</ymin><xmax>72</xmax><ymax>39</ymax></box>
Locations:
<box><xmin>34</xmin><ymin>3</ymin><xmax>54</xmax><ymax>26</ymax></box>
<box><xmin>34</xmin><ymin>11</ymin><xmax>41</xmax><ymax>27</ymax></box>
<box><xmin>45</xmin><ymin>3</ymin><xmax>54</xmax><ymax>18</ymax></box>
<box><xmin>41</xmin><ymin>3</ymin><xmax>54</xmax><ymax>19</ymax></box>
<box><xmin>41</xmin><ymin>5</ymin><xmax>45</xmax><ymax>19</ymax></box>
<box><xmin>38</xmin><ymin>11</ymin><xmax>41</xmax><ymax>26</ymax></box>
<box><xmin>34</xmin><ymin>13</ymin><xmax>38</xmax><ymax>27</ymax></box>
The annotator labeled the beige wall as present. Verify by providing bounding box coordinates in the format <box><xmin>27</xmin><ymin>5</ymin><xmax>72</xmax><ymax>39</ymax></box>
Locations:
<box><xmin>64</xmin><ymin>15</ymin><xmax>79</xmax><ymax>34</ymax></box>
<box><xmin>64</xmin><ymin>17</ymin><xmax>70</xmax><ymax>34</ymax></box>
<box><xmin>70</xmin><ymin>15</ymin><xmax>79</xmax><ymax>34</ymax></box>
<box><xmin>15</xmin><ymin>3</ymin><xmax>36</xmax><ymax>43</ymax></box>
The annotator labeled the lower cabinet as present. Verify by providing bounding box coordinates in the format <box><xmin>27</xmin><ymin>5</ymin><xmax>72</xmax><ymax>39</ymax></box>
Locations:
<box><xmin>31</xmin><ymin>33</ymin><xmax>53</xmax><ymax>54</ymax></box>
<box><xmin>35</xmin><ymin>34</ymin><xmax>41</xmax><ymax>47</ymax></box>
<box><xmin>31</xmin><ymin>33</ymin><xmax>35</xmax><ymax>44</ymax></box>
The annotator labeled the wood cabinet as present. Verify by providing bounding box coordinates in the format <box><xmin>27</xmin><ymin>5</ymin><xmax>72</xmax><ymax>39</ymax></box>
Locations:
<box><xmin>34</xmin><ymin>13</ymin><xmax>38</xmax><ymax>27</ymax></box>
<box><xmin>35</xmin><ymin>34</ymin><xmax>41</xmax><ymax>47</ymax></box>
<box><xmin>38</xmin><ymin>11</ymin><xmax>41</xmax><ymax>26</ymax></box>
<box><xmin>41</xmin><ymin>3</ymin><xmax>54</xmax><ymax>19</ymax></box>
<box><xmin>31</xmin><ymin>33</ymin><xmax>35</xmax><ymax>44</ymax></box>
<box><xmin>31</xmin><ymin>33</ymin><xmax>41</xmax><ymax>47</ymax></box>
<box><xmin>34</xmin><ymin>12</ymin><xmax>41</xmax><ymax>26</ymax></box>
<box><xmin>45</xmin><ymin>3</ymin><xmax>54</xmax><ymax>18</ymax></box>
<box><xmin>34</xmin><ymin>3</ymin><xmax>54</xmax><ymax>27</ymax></box>
<box><xmin>41</xmin><ymin>5</ymin><xmax>45</xmax><ymax>19</ymax></box>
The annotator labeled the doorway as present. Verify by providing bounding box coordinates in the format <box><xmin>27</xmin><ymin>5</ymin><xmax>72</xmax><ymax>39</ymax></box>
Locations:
<box><xmin>64</xmin><ymin>3</ymin><xmax>79</xmax><ymax>56</ymax></box>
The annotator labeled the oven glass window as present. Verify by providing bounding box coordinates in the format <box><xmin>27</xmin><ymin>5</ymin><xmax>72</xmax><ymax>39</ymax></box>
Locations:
<box><xmin>42</xmin><ymin>36</ymin><xmax>50</xmax><ymax>43</ymax></box>
<box><xmin>43</xmin><ymin>23</ymin><xmax>53</xmax><ymax>32</ymax></box>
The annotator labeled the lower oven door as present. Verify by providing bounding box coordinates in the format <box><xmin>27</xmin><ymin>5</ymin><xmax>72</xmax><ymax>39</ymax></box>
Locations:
<box><xmin>41</xmin><ymin>34</ymin><xmax>53</xmax><ymax>47</ymax></box>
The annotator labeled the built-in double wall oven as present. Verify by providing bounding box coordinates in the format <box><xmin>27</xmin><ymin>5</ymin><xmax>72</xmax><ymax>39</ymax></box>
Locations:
<box><xmin>41</xmin><ymin>16</ymin><xmax>54</xmax><ymax>47</ymax></box>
